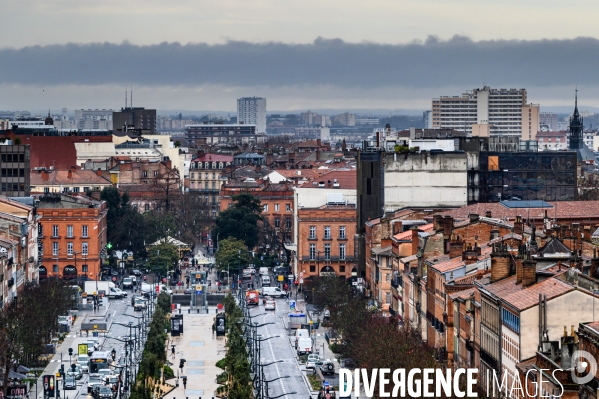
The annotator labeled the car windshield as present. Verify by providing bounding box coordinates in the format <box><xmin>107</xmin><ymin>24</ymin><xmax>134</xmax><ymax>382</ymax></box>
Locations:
<box><xmin>77</xmin><ymin>356</ymin><xmax>88</xmax><ymax>362</ymax></box>
<box><xmin>99</xmin><ymin>387</ymin><xmax>113</xmax><ymax>394</ymax></box>
<box><xmin>123</xmin><ymin>278</ymin><xmax>132</xmax><ymax>282</ymax></box>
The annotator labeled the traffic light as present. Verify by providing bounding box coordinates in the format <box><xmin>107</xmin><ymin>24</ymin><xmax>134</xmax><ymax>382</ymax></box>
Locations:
<box><xmin>60</xmin><ymin>364</ymin><xmax>65</xmax><ymax>377</ymax></box>
<box><xmin>71</xmin><ymin>364</ymin><xmax>76</xmax><ymax>372</ymax></box>
<box><xmin>68</xmin><ymin>348</ymin><xmax>73</xmax><ymax>356</ymax></box>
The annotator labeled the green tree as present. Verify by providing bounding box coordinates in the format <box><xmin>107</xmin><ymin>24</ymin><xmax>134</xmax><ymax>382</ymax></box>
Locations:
<box><xmin>142</xmin><ymin>210</ymin><xmax>177</xmax><ymax>245</ymax></box>
<box><xmin>146</xmin><ymin>242</ymin><xmax>179</xmax><ymax>277</ymax></box>
<box><xmin>215</xmin><ymin>238</ymin><xmax>250</xmax><ymax>273</ymax></box>
<box><xmin>101</xmin><ymin>187</ymin><xmax>146</xmax><ymax>256</ymax></box>
<box><xmin>214</xmin><ymin>194</ymin><xmax>262</xmax><ymax>248</ymax></box>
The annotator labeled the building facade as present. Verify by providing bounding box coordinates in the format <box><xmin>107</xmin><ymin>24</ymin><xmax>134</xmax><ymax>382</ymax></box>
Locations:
<box><xmin>185</xmin><ymin>123</ymin><xmax>266</xmax><ymax>145</ymax></box>
<box><xmin>113</xmin><ymin>107</ymin><xmax>157</xmax><ymax>133</ymax></box>
<box><xmin>37</xmin><ymin>194</ymin><xmax>107</xmax><ymax>282</ymax></box>
<box><xmin>237</xmin><ymin>97</ymin><xmax>266</xmax><ymax>133</ymax></box>
<box><xmin>0</xmin><ymin>144</ymin><xmax>30</xmax><ymax>197</ymax></box>
<box><xmin>297</xmin><ymin>204</ymin><xmax>356</xmax><ymax>280</ymax></box>
<box><xmin>521</xmin><ymin>104</ymin><xmax>540</xmax><ymax>141</ymax></box>
<box><xmin>432</xmin><ymin>86</ymin><xmax>527</xmax><ymax>136</ymax></box>
<box><xmin>189</xmin><ymin>153</ymin><xmax>233</xmax><ymax>217</ymax></box>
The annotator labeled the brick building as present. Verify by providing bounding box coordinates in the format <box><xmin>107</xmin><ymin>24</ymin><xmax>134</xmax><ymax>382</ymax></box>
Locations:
<box><xmin>297</xmin><ymin>204</ymin><xmax>356</xmax><ymax>280</ymax></box>
<box><xmin>37</xmin><ymin>194</ymin><xmax>107</xmax><ymax>282</ymax></box>
<box><xmin>30</xmin><ymin>168</ymin><xmax>112</xmax><ymax>194</ymax></box>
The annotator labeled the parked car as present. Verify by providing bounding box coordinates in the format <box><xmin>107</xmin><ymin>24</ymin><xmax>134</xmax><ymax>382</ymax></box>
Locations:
<box><xmin>184</xmin><ymin>287</ymin><xmax>192</xmax><ymax>294</ymax></box>
<box><xmin>92</xmin><ymin>385</ymin><xmax>114</xmax><ymax>399</ymax></box>
<box><xmin>130</xmin><ymin>294</ymin><xmax>142</xmax><ymax>306</ymax></box>
<box><xmin>132</xmin><ymin>269</ymin><xmax>142</xmax><ymax>276</ymax></box>
<box><xmin>122</xmin><ymin>278</ymin><xmax>133</xmax><ymax>289</ymax></box>
<box><xmin>319</xmin><ymin>359</ymin><xmax>335</xmax><ymax>376</ymax></box>
<box><xmin>114</xmin><ymin>287</ymin><xmax>127</xmax><ymax>297</ymax></box>
<box><xmin>134</xmin><ymin>297</ymin><xmax>147</xmax><ymax>311</ymax></box>
<box><xmin>305</xmin><ymin>354</ymin><xmax>321</xmax><ymax>369</ymax></box>
<box><xmin>64</xmin><ymin>375</ymin><xmax>77</xmax><ymax>390</ymax></box>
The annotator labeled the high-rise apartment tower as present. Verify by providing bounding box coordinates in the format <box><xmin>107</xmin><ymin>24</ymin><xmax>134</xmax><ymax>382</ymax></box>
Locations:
<box><xmin>237</xmin><ymin>97</ymin><xmax>266</xmax><ymax>133</ymax></box>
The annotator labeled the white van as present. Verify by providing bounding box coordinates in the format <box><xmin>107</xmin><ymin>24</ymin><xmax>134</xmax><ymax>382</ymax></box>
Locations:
<box><xmin>294</xmin><ymin>329</ymin><xmax>310</xmax><ymax>348</ymax></box>
<box><xmin>261</xmin><ymin>286</ymin><xmax>284</xmax><ymax>298</ymax></box>
<box><xmin>261</xmin><ymin>275</ymin><xmax>271</xmax><ymax>287</ymax></box>
<box><xmin>259</xmin><ymin>267</ymin><xmax>269</xmax><ymax>275</ymax></box>
<box><xmin>296</xmin><ymin>337</ymin><xmax>313</xmax><ymax>355</ymax></box>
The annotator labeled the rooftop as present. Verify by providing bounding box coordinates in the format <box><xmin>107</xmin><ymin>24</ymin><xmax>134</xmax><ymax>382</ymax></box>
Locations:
<box><xmin>191</xmin><ymin>154</ymin><xmax>233</xmax><ymax>163</ymax></box>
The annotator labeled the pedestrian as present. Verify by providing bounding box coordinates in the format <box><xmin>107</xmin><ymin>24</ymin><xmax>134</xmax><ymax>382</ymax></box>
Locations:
<box><xmin>183</xmin><ymin>377</ymin><xmax>187</xmax><ymax>389</ymax></box>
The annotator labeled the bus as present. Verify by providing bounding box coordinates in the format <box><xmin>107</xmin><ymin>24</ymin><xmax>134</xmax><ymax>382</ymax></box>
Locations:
<box><xmin>89</xmin><ymin>351</ymin><xmax>111</xmax><ymax>373</ymax></box>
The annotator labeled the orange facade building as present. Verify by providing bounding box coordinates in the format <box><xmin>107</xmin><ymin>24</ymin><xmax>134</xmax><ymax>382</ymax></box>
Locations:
<box><xmin>37</xmin><ymin>194</ymin><xmax>107</xmax><ymax>282</ymax></box>
<box><xmin>297</xmin><ymin>204</ymin><xmax>357</xmax><ymax>280</ymax></box>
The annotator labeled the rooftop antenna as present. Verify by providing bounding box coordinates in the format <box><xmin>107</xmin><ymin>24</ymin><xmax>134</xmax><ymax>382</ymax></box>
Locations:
<box><xmin>125</xmin><ymin>91</ymin><xmax>128</xmax><ymax>108</ymax></box>
<box><xmin>131</xmin><ymin>85</ymin><xmax>133</xmax><ymax>108</ymax></box>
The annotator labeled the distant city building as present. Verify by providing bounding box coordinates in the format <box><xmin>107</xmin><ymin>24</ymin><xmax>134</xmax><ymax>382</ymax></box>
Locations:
<box><xmin>356</xmin><ymin>118</ymin><xmax>380</xmax><ymax>126</ymax></box>
<box><xmin>113</xmin><ymin>107</ymin><xmax>156</xmax><ymax>133</ymax></box>
<box><xmin>536</xmin><ymin>131</ymin><xmax>568</xmax><ymax>151</ymax></box>
<box><xmin>432</xmin><ymin>86</ymin><xmax>527</xmax><ymax>136</ymax></box>
<box><xmin>521</xmin><ymin>104</ymin><xmax>540</xmax><ymax>141</ymax></box>
<box><xmin>189</xmin><ymin>153</ymin><xmax>233</xmax><ymax>218</ymax></box>
<box><xmin>294</xmin><ymin>127</ymin><xmax>330</xmax><ymax>141</ymax></box>
<box><xmin>422</xmin><ymin>111</ymin><xmax>433</xmax><ymax>129</ymax></box>
<box><xmin>331</xmin><ymin>112</ymin><xmax>356</xmax><ymax>127</ymax></box>
<box><xmin>237</xmin><ymin>97</ymin><xmax>266</xmax><ymax>133</ymax></box>
<box><xmin>185</xmin><ymin>123</ymin><xmax>266</xmax><ymax>145</ymax></box>
<box><xmin>540</xmin><ymin>112</ymin><xmax>558</xmax><ymax>131</ymax></box>
<box><xmin>233</xmin><ymin>153</ymin><xmax>265</xmax><ymax>166</ymax></box>
<box><xmin>74</xmin><ymin>109</ymin><xmax>113</xmax><ymax>130</ymax></box>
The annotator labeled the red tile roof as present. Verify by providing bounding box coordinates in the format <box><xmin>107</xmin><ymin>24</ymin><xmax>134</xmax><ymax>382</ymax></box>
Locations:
<box><xmin>299</xmin><ymin>169</ymin><xmax>356</xmax><ymax>189</ymax></box>
<box><xmin>393</xmin><ymin>223</ymin><xmax>434</xmax><ymax>240</ymax></box>
<box><xmin>438</xmin><ymin>201</ymin><xmax>599</xmax><ymax>221</ymax></box>
<box><xmin>501</xmin><ymin>277</ymin><xmax>573</xmax><ymax>311</ymax></box>
<box><xmin>30</xmin><ymin>169</ymin><xmax>112</xmax><ymax>186</ymax></box>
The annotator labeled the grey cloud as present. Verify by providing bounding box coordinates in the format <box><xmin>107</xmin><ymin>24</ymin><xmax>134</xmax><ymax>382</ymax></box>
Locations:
<box><xmin>1</xmin><ymin>36</ymin><xmax>599</xmax><ymax>89</ymax></box>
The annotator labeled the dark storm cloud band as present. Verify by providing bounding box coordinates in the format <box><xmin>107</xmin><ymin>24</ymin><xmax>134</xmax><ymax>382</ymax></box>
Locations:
<box><xmin>1</xmin><ymin>36</ymin><xmax>597</xmax><ymax>88</ymax></box>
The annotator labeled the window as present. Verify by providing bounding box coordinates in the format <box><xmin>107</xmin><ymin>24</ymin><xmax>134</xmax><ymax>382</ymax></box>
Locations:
<box><xmin>386</xmin><ymin>273</ymin><xmax>390</xmax><ymax>281</ymax></box>
<box><xmin>191</xmin><ymin>173</ymin><xmax>195</xmax><ymax>179</ymax></box>
<box><xmin>339</xmin><ymin>226</ymin><xmax>346</xmax><ymax>239</ymax></box>
<box><xmin>83</xmin><ymin>187</ymin><xmax>89</xmax><ymax>192</ymax></box>
<box><xmin>53</xmin><ymin>265</ymin><xmax>58</xmax><ymax>273</ymax></box>
<box><xmin>263</xmin><ymin>204</ymin><xmax>268</xmax><ymax>212</ymax></box>
<box><xmin>67</xmin><ymin>242</ymin><xmax>73</xmax><ymax>255</ymax></box>
<box><xmin>73</xmin><ymin>187</ymin><xmax>80</xmax><ymax>193</ymax></box>
<box><xmin>44</xmin><ymin>187</ymin><xmax>50</xmax><ymax>194</ymax></box>
<box><xmin>52</xmin><ymin>242</ymin><xmax>59</xmax><ymax>256</ymax></box>
<box><xmin>275</xmin><ymin>204</ymin><xmax>279</xmax><ymax>212</ymax></box>
<box><xmin>67</xmin><ymin>225</ymin><xmax>73</xmax><ymax>238</ymax></box>
<box><xmin>324</xmin><ymin>226</ymin><xmax>331</xmax><ymax>239</ymax></box>
<box><xmin>309</xmin><ymin>244</ymin><xmax>316</xmax><ymax>261</ymax></box>
<box><xmin>143</xmin><ymin>171</ymin><xmax>148</xmax><ymax>177</ymax></box>
<box><xmin>212</xmin><ymin>173</ymin><xmax>216</xmax><ymax>179</ymax></box>
<box><xmin>324</xmin><ymin>244</ymin><xmax>331</xmax><ymax>260</ymax></box>
<box><xmin>285</xmin><ymin>217</ymin><xmax>292</xmax><ymax>229</ymax></box>
<box><xmin>153</xmin><ymin>171</ymin><xmax>157</xmax><ymax>177</ymax></box>
<box><xmin>82</xmin><ymin>225</ymin><xmax>88</xmax><ymax>237</ymax></box>
<box><xmin>52</xmin><ymin>225</ymin><xmax>59</xmax><ymax>237</ymax></box>
<box><xmin>286</xmin><ymin>204</ymin><xmax>291</xmax><ymax>212</ymax></box>
<box><xmin>82</xmin><ymin>264</ymin><xmax>88</xmax><ymax>273</ymax></box>
<box><xmin>82</xmin><ymin>242</ymin><xmax>88</xmax><ymax>256</ymax></box>
<box><xmin>339</xmin><ymin>244</ymin><xmax>346</xmax><ymax>260</ymax></box>
<box><xmin>309</xmin><ymin>226</ymin><xmax>316</xmax><ymax>239</ymax></box>
<box><xmin>310</xmin><ymin>265</ymin><xmax>316</xmax><ymax>273</ymax></box>
<box><xmin>144</xmin><ymin>204</ymin><xmax>150</xmax><ymax>211</ymax></box>
<box><xmin>386</xmin><ymin>293</ymin><xmax>391</xmax><ymax>304</ymax></box>
<box><xmin>212</xmin><ymin>181</ymin><xmax>216</xmax><ymax>189</ymax></box>
<box><xmin>340</xmin><ymin>265</ymin><xmax>345</xmax><ymax>272</ymax></box>
<box><xmin>274</xmin><ymin>218</ymin><xmax>280</xmax><ymax>228</ymax></box>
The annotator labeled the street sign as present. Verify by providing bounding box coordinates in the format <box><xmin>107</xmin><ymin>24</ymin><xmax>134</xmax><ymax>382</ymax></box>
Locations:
<box><xmin>278</xmin><ymin>275</ymin><xmax>284</xmax><ymax>282</ymax></box>
<box><xmin>43</xmin><ymin>375</ymin><xmax>55</xmax><ymax>398</ymax></box>
<box><xmin>357</xmin><ymin>278</ymin><xmax>363</xmax><ymax>283</ymax></box>
<box><xmin>155</xmin><ymin>285</ymin><xmax>160</xmax><ymax>293</ymax></box>
<box><xmin>289</xmin><ymin>300</ymin><xmax>296</xmax><ymax>311</ymax></box>
<box><xmin>78</xmin><ymin>344</ymin><xmax>88</xmax><ymax>355</ymax></box>
<box><xmin>196</xmin><ymin>290</ymin><xmax>201</xmax><ymax>295</ymax></box>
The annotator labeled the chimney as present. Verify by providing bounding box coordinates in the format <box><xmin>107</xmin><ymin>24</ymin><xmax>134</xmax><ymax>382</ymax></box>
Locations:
<box><xmin>381</xmin><ymin>237</ymin><xmax>392</xmax><ymax>248</ymax></box>
<box><xmin>96</xmin><ymin>168</ymin><xmax>102</xmax><ymax>176</ymax></box>
<box><xmin>591</xmin><ymin>250</ymin><xmax>599</xmax><ymax>278</ymax></box>
<box><xmin>486</xmin><ymin>211</ymin><xmax>492</xmax><ymax>218</ymax></box>
<box><xmin>443</xmin><ymin>216</ymin><xmax>454</xmax><ymax>254</ymax></box>
<box><xmin>490</xmin><ymin>243</ymin><xmax>511</xmax><ymax>283</ymax></box>
<box><xmin>433</xmin><ymin>215</ymin><xmax>443</xmax><ymax>232</ymax></box>
<box><xmin>522</xmin><ymin>257</ymin><xmax>537</xmax><ymax>287</ymax></box>
<box><xmin>42</xmin><ymin>171</ymin><xmax>49</xmax><ymax>181</ymax></box>
<box><xmin>515</xmin><ymin>245</ymin><xmax>525</xmax><ymax>284</ymax></box>
<box><xmin>380</xmin><ymin>217</ymin><xmax>391</xmax><ymax>240</ymax></box>
<box><xmin>392</xmin><ymin>221</ymin><xmax>402</xmax><ymax>235</ymax></box>
<box><xmin>316</xmin><ymin>139</ymin><xmax>321</xmax><ymax>146</ymax></box>
<box><xmin>469</xmin><ymin>213</ymin><xmax>480</xmax><ymax>223</ymax></box>
<box><xmin>462</xmin><ymin>244</ymin><xmax>479</xmax><ymax>265</ymax></box>
<box><xmin>448</xmin><ymin>235</ymin><xmax>464</xmax><ymax>259</ymax></box>
<box><xmin>411</xmin><ymin>228</ymin><xmax>419</xmax><ymax>256</ymax></box>
<box><xmin>490</xmin><ymin>229</ymin><xmax>500</xmax><ymax>241</ymax></box>
<box><xmin>67</xmin><ymin>170</ymin><xmax>73</xmax><ymax>179</ymax></box>
<box><xmin>316</xmin><ymin>150</ymin><xmax>321</xmax><ymax>161</ymax></box>
<box><xmin>514</xmin><ymin>215</ymin><xmax>524</xmax><ymax>235</ymax></box>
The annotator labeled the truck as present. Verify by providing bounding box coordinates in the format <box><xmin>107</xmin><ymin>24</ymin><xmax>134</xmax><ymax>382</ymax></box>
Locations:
<box><xmin>245</xmin><ymin>290</ymin><xmax>260</xmax><ymax>306</ymax></box>
<box><xmin>84</xmin><ymin>281</ymin><xmax>123</xmax><ymax>299</ymax></box>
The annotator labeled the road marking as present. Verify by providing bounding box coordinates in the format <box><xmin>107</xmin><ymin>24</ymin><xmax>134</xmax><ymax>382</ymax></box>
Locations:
<box><xmin>263</xmin><ymin>320</ymin><xmax>288</xmax><ymax>399</ymax></box>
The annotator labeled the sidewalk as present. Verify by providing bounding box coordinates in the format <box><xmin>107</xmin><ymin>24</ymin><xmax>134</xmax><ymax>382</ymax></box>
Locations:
<box><xmin>32</xmin><ymin>304</ymin><xmax>112</xmax><ymax>399</ymax></box>
<box><xmin>164</xmin><ymin>305</ymin><xmax>226</xmax><ymax>399</ymax></box>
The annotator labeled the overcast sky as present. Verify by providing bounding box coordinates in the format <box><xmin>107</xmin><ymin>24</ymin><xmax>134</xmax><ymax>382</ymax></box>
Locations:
<box><xmin>1</xmin><ymin>0</ymin><xmax>599</xmax><ymax>114</ymax></box>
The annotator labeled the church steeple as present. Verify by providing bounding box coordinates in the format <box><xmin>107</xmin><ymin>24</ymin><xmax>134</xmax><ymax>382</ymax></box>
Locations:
<box><xmin>568</xmin><ymin>89</ymin><xmax>584</xmax><ymax>150</ymax></box>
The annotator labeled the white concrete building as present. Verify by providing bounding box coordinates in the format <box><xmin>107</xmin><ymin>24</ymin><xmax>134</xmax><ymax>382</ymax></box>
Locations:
<box><xmin>383</xmin><ymin>151</ymin><xmax>468</xmax><ymax>210</ymax></box>
<box><xmin>432</xmin><ymin>86</ymin><xmax>527</xmax><ymax>137</ymax></box>
<box><xmin>74</xmin><ymin>109</ymin><xmax>114</xmax><ymax>130</ymax></box>
<box><xmin>237</xmin><ymin>97</ymin><xmax>266</xmax><ymax>133</ymax></box>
